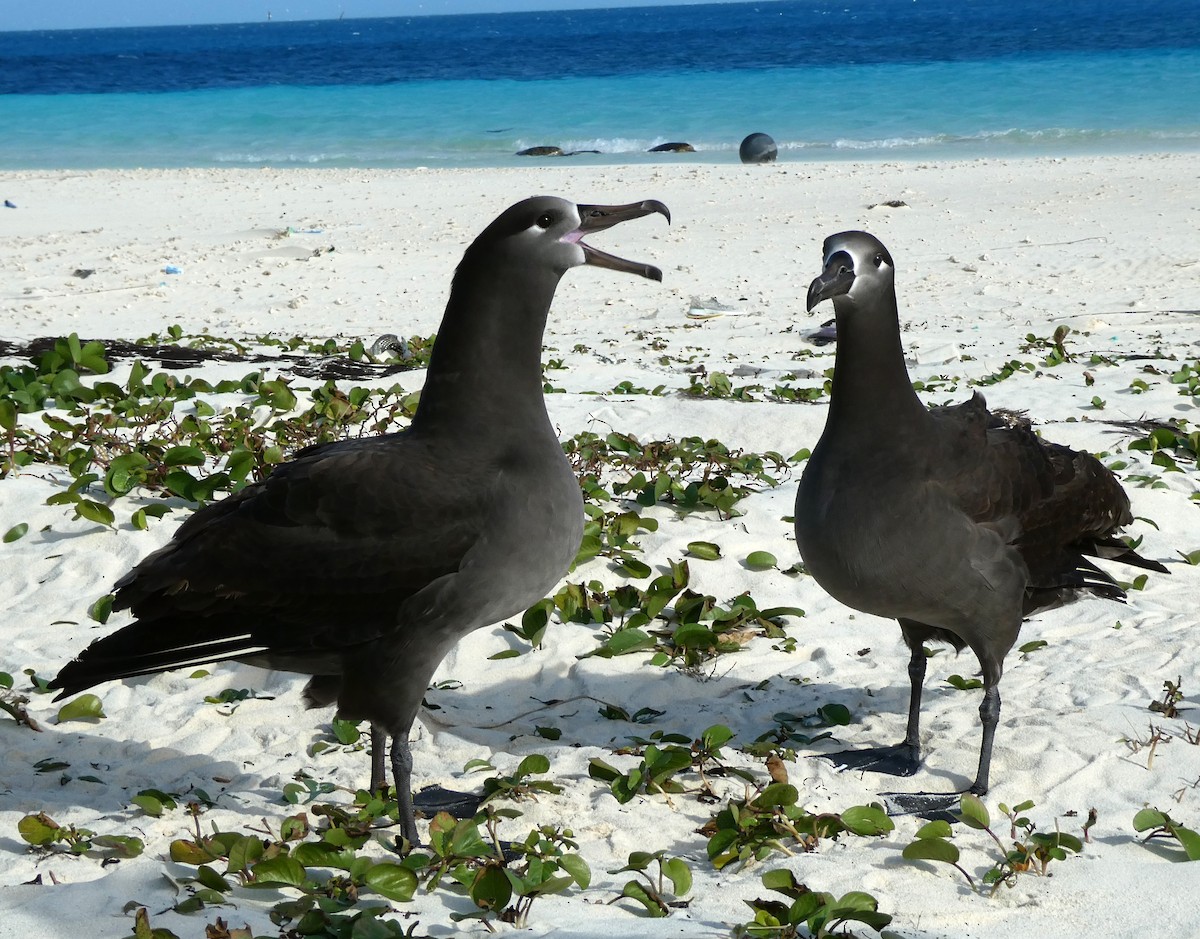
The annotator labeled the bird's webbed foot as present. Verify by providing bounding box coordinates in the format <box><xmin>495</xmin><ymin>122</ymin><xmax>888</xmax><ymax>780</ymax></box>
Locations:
<box><xmin>878</xmin><ymin>789</ymin><xmax>974</xmax><ymax>823</ymax></box>
<box><xmin>816</xmin><ymin>741</ymin><xmax>921</xmax><ymax>777</ymax></box>
<box><xmin>412</xmin><ymin>784</ymin><xmax>485</xmax><ymax>821</ymax></box>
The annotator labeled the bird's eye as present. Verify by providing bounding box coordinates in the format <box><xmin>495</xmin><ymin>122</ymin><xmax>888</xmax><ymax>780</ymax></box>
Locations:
<box><xmin>535</xmin><ymin>213</ymin><xmax>554</xmax><ymax>228</ymax></box>
<box><xmin>873</xmin><ymin>254</ymin><xmax>885</xmax><ymax>267</ymax></box>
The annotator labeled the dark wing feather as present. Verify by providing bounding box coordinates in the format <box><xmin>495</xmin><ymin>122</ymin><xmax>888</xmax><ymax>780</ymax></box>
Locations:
<box><xmin>926</xmin><ymin>393</ymin><xmax>1054</xmax><ymax>526</ymax></box>
<box><xmin>50</xmin><ymin>431</ymin><xmax>490</xmax><ymax>697</ymax></box>
<box><xmin>925</xmin><ymin>392</ymin><xmax>1164</xmax><ymax>611</ymax></box>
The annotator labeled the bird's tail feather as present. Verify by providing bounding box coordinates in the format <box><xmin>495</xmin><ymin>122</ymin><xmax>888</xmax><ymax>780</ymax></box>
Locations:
<box><xmin>1080</xmin><ymin>536</ymin><xmax>1169</xmax><ymax>574</ymax></box>
<box><xmin>48</xmin><ymin>619</ymin><xmax>267</xmax><ymax>700</ymax></box>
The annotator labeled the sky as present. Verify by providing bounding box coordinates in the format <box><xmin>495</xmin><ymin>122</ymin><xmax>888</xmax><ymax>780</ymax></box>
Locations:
<box><xmin>1</xmin><ymin>0</ymin><xmax>718</xmax><ymax>33</ymax></box>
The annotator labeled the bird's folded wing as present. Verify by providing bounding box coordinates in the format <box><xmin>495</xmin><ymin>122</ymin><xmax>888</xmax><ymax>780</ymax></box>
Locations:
<box><xmin>113</xmin><ymin>435</ymin><xmax>493</xmax><ymax>653</ymax></box>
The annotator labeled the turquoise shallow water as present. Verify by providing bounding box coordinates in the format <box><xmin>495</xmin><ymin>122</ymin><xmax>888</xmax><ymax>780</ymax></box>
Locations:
<box><xmin>2</xmin><ymin>0</ymin><xmax>1199</xmax><ymax>168</ymax></box>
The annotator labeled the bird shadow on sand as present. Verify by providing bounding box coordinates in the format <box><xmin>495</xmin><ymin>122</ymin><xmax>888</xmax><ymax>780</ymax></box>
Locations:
<box><xmin>1</xmin><ymin>721</ymin><xmax>244</xmax><ymax>817</ymax></box>
<box><xmin>3</xmin><ymin>638</ymin><xmax>985</xmax><ymax>830</ymax></box>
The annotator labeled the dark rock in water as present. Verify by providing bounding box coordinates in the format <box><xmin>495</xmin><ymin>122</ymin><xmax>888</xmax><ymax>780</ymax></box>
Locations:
<box><xmin>513</xmin><ymin>147</ymin><xmax>600</xmax><ymax>158</ymax></box>
<box><xmin>739</xmin><ymin>132</ymin><xmax>777</xmax><ymax>164</ymax></box>
<box><xmin>649</xmin><ymin>142</ymin><xmax>695</xmax><ymax>153</ymax></box>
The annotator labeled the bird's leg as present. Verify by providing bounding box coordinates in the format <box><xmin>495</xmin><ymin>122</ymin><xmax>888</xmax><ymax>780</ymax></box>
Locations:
<box><xmin>389</xmin><ymin>733</ymin><xmax>419</xmax><ymax>846</ymax></box>
<box><xmin>901</xmin><ymin>643</ymin><xmax>927</xmax><ymax>755</ymax></box>
<box><xmin>816</xmin><ymin>643</ymin><xmax>924</xmax><ymax>777</ymax></box>
<box><xmin>882</xmin><ymin>667</ymin><xmax>1003</xmax><ymax>820</ymax></box>
<box><xmin>382</xmin><ymin>728</ymin><xmax>485</xmax><ymax>846</ymax></box>
<box><xmin>970</xmin><ymin>683</ymin><xmax>1001</xmax><ymax>795</ymax></box>
<box><xmin>369</xmin><ymin>723</ymin><xmax>388</xmax><ymax>794</ymax></box>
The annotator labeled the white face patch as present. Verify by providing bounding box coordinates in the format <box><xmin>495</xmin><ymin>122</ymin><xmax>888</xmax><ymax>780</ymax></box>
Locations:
<box><xmin>822</xmin><ymin>233</ymin><xmax>894</xmax><ymax>305</ymax></box>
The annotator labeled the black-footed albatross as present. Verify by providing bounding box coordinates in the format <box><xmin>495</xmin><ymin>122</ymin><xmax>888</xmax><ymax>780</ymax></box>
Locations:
<box><xmin>796</xmin><ymin>229</ymin><xmax>1167</xmax><ymax>815</ymax></box>
<box><xmin>50</xmin><ymin>196</ymin><xmax>670</xmax><ymax>844</ymax></box>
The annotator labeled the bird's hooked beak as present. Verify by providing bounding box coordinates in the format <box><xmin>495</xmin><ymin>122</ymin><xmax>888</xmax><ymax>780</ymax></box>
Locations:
<box><xmin>806</xmin><ymin>249</ymin><xmax>856</xmax><ymax>312</ymax></box>
<box><xmin>570</xmin><ymin>200</ymin><xmax>671</xmax><ymax>281</ymax></box>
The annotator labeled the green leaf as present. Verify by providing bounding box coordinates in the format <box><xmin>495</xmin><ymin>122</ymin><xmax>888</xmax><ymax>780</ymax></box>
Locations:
<box><xmin>163</xmin><ymin>445</ymin><xmax>206</xmax><ymax>467</ymax></box>
<box><xmin>835</xmin><ymin>891</ymin><xmax>884</xmax><ymax>914</ymax></box>
<box><xmin>56</xmin><ymin>694</ymin><xmax>106</xmax><ymax>722</ymax></box>
<box><xmin>958</xmin><ymin>793</ymin><xmax>991</xmax><ymax>830</ymax></box>
<box><xmin>463</xmin><ymin>758</ymin><xmax>495</xmax><ymax>774</ymax></box>
<box><xmin>0</xmin><ymin>397</ymin><xmax>17</xmax><ymax>432</ymax></box>
<box><xmin>516</xmin><ymin>753</ymin><xmax>551</xmax><ymax>778</ymax></box>
<box><xmin>3</xmin><ymin>523</ymin><xmax>28</xmax><ymax>543</ymax></box>
<box><xmin>587</xmin><ymin>758</ymin><xmax>621</xmax><ymax>783</ymax></box>
<box><xmin>839</xmin><ymin>804</ymin><xmax>895</xmax><ymax>836</ymax></box>
<box><xmin>363</xmin><ymin>862</ymin><xmax>418</xmax><ymax>901</ymax></box>
<box><xmin>701</xmin><ymin>724</ymin><xmax>734</xmax><ymax>750</ymax></box>
<box><xmin>761</xmin><ymin>867</ymin><xmax>799</xmax><ymax>891</ymax></box>
<box><xmin>1174</xmin><ymin>825</ymin><xmax>1200</xmax><ymax>861</ymax></box>
<box><xmin>104</xmin><ymin>452</ymin><xmax>150</xmax><ymax>497</ymax></box>
<box><xmin>620</xmin><ymin>557</ymin><xmax>653</xmax><ymax>579</ymax></box>
<box><xmin>673</xmin><ymin>621</ymin><xmax>717</xmax><ymax>649</ymax></box>
<box><xmin>558</xmin><ymin>852</ymin><xmax>592</xmax><ymax>889</ymax></box>
<box><xmin>755</xmin><ymin>783</ymin><xmax>799</xmax><ymax>808</ymax></box>
<box><xmin>620</xmin><ymin>879</ymin><xmax>665</xmax><ymax>916</ymax></box>
<box><xmin>615</xmin><ymin>851</ymin><xmax>653</xmax><ymax>874</ymax></box>
<box><xmin>330</xmin><ymin>717</ymin><xmax>361</xmax><ymax>745</ymax></box>
<box><xmin>914</xmin><ymin>819</ymin><xmax>953</xmax><ymax>839</ymax></box>
<box><xmin>131</xmin><ymin>794</ymin><xmax>164</xmax><ymax>817</ymax></box>
<box><xmin>91</xmin><ymin>834</ymin><xmax>144</xmax><ymax>858</ymax></box>
<box><xmin>76</xmin><ymin>500</ymin><xmax>115</xmax><ymax>528</ymax></box>
<box><xmin>746</xmin><ymin>550</ymin><xmax>778</xmax><ymax>571</ymax></box>
<box><xmin>602</xmin><ymin>628</ymin><xmax>657</xmax><ymax>656</ymax></box>
<box><xmin>469</xmin><ymin>865</ymin><xmax>512</xmax><ymax>912</ymax></box>
<box><xmin>662</xmin><ymin>856</ymin><xmax>692</xmax><ymax>896</ymax></box>
<box><xmin>17</xmin><ymin>813</ymin><xmax>60</xmax><ymax>846</ymax></box>
<box><xmin>1044</xmin><ymin>832</ymin><xmax>1084</xmax><ymax>854</ymax></box>
<box><xmin>903</xmin><ymin>837</ymin><xmax>961</xmax><ymax>864</ymax></box>
<box><xmin>1018</xmin><ymin>640</ymin><xmax>1048</xmax><ymax>655</ymax></box>
<box><xmin>760</xmin><ymin>605</ymin><xmax>806</xmax><ymax>620</ymax></box>
<box><xmin>1132</xmin><ymin>808</ymin><xmax>1168</xmax><ymax>832</ymax></box>
<box><xmin>248</xmin><ymin>856</ymin><xmax>307</xmax><ymax>888</ymax></box>
<box><xmin>686</xmin><ymin>540</ymin><xmax>722</xmax><ymax>560</ymax></box>
<box><xmin>227</xmin><ymin>834</ymin><xmax>265</xmax><ymax>874</ymax></box>
<box><xmin>169</xmin><ymin>839</ymin><xmax>217</xmax><ymax>865</ymax></box>
<box><xmin>88</xmin><ymin>593</ymin><xmax>114</xmax><ymax>624</ymax></box>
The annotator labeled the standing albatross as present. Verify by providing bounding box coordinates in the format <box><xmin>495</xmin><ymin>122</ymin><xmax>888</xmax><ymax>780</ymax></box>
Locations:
<box><xmin>50</xmin><ymin>196</ymin><xmax>670</xmax><ymax>843</ymax></box>
<box><xmin>795</xmin><ymin>230</ymin><xmax>1166</xmax><ymax>815</ymax></box>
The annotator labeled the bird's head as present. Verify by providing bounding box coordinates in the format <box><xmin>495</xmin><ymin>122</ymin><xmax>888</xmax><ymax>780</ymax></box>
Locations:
<box><xmin>466</xmin><ymin>196</ymin><xmax>670</xmax><ymax>282</ymax></box>
<box><xmin>806</xmin><ymin>230</ymin><xmax>895</xmax><ymax>314</ymax></box>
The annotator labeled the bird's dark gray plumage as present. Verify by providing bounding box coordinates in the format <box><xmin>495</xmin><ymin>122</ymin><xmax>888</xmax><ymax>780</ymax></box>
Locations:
<box><xmin>50</xmin><ymin>196</ymin><xmax>670</xmax><ymax>843</ymax></box>
<box><xmin>795</xmin><ymin>230</ymin><xmax>1167</xmax><ymax>815</ymax></box>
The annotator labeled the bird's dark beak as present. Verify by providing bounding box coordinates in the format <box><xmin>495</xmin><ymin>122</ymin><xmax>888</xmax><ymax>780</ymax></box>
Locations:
<box><xmin>573</xmin><ymin>200</ymin><xmax>670</xmax><ymax>281</ymax></box>
<box><xmin>807</xmin><ymin>250</ymin><xmax>856</xmax><ymax>311</ymax></box>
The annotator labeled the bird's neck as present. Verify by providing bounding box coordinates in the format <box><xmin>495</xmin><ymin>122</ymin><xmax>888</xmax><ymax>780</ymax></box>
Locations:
<box><xmin>827</xmin><ymin>290</ymin><xmax>928</xmax><ymax>432</ymax></box>
<box><xmin>411</xmin><ymin>260</ymin><xmax>560</xmax><ymax>436</ymax></box>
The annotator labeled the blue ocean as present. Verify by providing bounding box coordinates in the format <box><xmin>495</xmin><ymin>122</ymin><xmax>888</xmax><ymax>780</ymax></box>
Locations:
<box><xmin>2</xmin><ymin>0</ymin><xmax>1199</xmax><ymax>168</ymax></box>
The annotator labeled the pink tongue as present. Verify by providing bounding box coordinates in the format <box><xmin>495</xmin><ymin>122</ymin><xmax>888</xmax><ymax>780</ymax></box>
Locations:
<box><xmin>561</xmin><ymin>230</ymin><xmax>584</xmax><ymax>245</ymax></box>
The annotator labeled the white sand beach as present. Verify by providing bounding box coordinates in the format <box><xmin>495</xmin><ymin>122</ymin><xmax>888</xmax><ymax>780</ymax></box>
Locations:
<box><xmin>2</xmin><ymin>155</ymin><xmax>1200</xmax><ymax>937</ymax></box>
